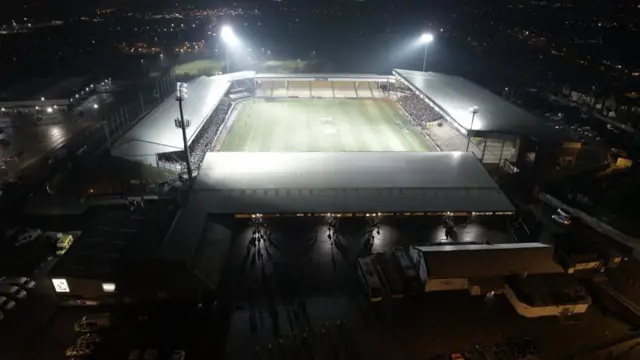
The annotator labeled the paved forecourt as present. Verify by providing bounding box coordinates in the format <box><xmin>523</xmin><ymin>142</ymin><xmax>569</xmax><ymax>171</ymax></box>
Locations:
<box><xmin>219</xmin><ymin>98</ymin><xmax>431</xmax><ymax>152</ymax></box>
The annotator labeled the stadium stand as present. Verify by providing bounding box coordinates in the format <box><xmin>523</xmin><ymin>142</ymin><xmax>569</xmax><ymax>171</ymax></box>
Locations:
<box><xmin>311</xmin><ymin>81</ymin><xmax>334</xmax><ymax>97</ymax></box>
<box><xmin>288</xmin><ymin>81</ymin><xmax>311</xmax><ymax>97</ymax></box>
<box><xmin>369</xmin><ymin>82</ymin><xmax>385</xmax><ymax>98</ymax></box>
<box><xmin>110</xmin><ymin>76</ymin><xmax>231</xmax><ymax>166</ymax></box>
<box><xmin>273</xmin><ymin>81</ymin><xmax>288</xmax><ymax>97</ymax></box>
<box><xmin>355</xmin><ymin>82</ymin><xmax>373</xmax><ymax>98</ymax></box>
<box><xmin>255</xmin><ymin>81</ymin><xmax>272</xmax><ymax>97</ymax></box>
<box><xmin>333</xmin><ymin>81</ymin><xmax>358</xmax><ymax>97</ymax></box>
<box><xmin>157</xmin><ymin>97</ymin><xmax>232</xmax><ymax>172</ymax></box>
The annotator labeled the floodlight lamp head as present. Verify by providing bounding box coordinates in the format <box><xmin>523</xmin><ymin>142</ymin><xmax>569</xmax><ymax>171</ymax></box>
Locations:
<box><xmin>420</xmin><ymin>33</ymin><xmax>434</xmax><ymax>43</ymax></box>
<box><xmin>469</xmin><ymin>106</ymin><xmax>479</xmax><ymax>113</ymax></box>
<box><xmin>221</xmin><ymin>25</ymin><xmax>239</xmax><ymax>46</ymax></box>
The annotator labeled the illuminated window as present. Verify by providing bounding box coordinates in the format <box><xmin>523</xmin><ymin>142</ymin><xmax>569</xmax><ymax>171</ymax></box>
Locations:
<box><xmin>102</xmin><ymin>283</ymin><xmax>116</xmax><ymax>292</ymax></box>
<box><xmin>52</xmin><ymin>278</ymin><xmax>70</xmax><ymax>293</ymax></box>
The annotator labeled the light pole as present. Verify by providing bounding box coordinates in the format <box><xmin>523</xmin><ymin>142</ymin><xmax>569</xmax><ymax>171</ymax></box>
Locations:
<box><xmin>466</xmin><ymin>106</ymin><xmax>479</xmax><ymax>152</ymax></box>
<box><xmin>420</xmin><ymin>33</ymin><xmax>434</xmax><ymax>72</ymax></box>
<box><xmin>175</xmin><ymin>82</ymin><xmax>193</xmax><ymax>184</ymax></box>
<box><xmin>221</xmin><ymin>25</ymin><xmax>239</xmax><ymax>73</ymax></box>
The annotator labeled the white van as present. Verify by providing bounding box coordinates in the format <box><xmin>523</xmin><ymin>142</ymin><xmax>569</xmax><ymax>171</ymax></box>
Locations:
<box><xmin>0</xmin><ymin>276</ymin><xmax>35</xmax><ymax>289</ymax></box>
<box><xmin>0</xmin><ymin>285</ymin><xmax>27</xmax><ymax>299</ymax></box>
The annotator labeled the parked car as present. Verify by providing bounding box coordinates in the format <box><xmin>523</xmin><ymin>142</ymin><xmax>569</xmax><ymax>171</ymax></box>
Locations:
<box><xmin>128</xmin><ymin>350</ymin><xmax>141</xmax><ymax>360</ymax></box>
<box><xmin>0</xmin><ymin>276</ymin><xmax>36</xmax><ymax>289</ymax></box>
<box><xmin>171</xmin><ymin>350</ymin><xmax>186</xmax><ymax>360</ymax></box>
<box><xmin>5</xmin><ymin>228</ymin><xmax>42</xmax><ymax>247</ymax></box>
<box><xmin>0</xmin><ymin>296</ymin><xmax>16</xmax><ymax>310</ymax></box>
<box><xmin>143</xmin><ymin>349</ymin><xmax>158</xmax><ymax>360</ymax></box>
<box><xmin>552</xmin><ymin>214</ymin><xmax>572</xmax><ymax>225</ymax></box>
<box><xmin>77</xmin><ymin>333</ymin><xmax>102</xmax><ymax>344</ymax></box>
<box><xmin>66</xmin><ymin>343</ymin><xmax>94</xmax><ymax>357</ymax></box>
<box><xmin>74</xmin><ymin>314</ymin><xmax>111</xmax><ymax>332</ymax></box>
<box><xmin>0</xmin><ymin>285</ymin><xmax>27</xmax><ymax>299</ymax></box>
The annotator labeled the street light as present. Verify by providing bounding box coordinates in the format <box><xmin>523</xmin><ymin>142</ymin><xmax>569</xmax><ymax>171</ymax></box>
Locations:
<box><xmin>466</xmin><ymin>106</ymin><xmax>479</xmax><ymax>152</ymax></box>
<box><xmin>420</xmin><ymin>33</ymin><xmax>434</xmax><ymax>72</ymax></box>
<box><xmin>220</xmin><ymin>25</ymin><xmax>239</xmax><ymax>73</ymax></box>
<box><xmin>93</xmin><ymin>104</ymin><xmax>99</xmax><ymax>109</ymax></box>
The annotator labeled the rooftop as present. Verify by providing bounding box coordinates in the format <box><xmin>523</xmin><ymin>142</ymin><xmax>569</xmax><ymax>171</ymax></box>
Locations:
<box><xmin>110</xmin><ymin>75</ymin><xmax>230</xmax><ymax>158</ymax></box>
<box><xmin>192</xmin><ymin>151</ymin><xmax>515</xmax><ymax>214</ymax></box>
<box><xmin>413</xmin><ymin>243</ymin><xmax>564</xmax><ymax>278</ymax></box>
<box><xmin>393</xmin><ymin>69</ymin><xmax>571</xmax><ymax>143</ymax></box>
<box><xmin>254</xmin><ymin>73</ymin><xmax>390</xmax><ymax>81</ymax></box>
<box><xmin>49</xmin><ymin>201</ymin><xmax>179</xmax><ymax>280</ymax></box>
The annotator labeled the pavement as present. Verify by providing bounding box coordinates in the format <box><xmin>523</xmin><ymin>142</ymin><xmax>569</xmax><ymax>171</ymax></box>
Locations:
<box><xmin>219</xmin><ymin>216</ymin><xmax>635</xmax><ymax>360</ymax></box>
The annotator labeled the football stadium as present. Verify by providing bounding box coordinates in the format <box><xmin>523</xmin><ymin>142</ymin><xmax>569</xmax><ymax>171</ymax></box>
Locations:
<box><xmin>109</xmin><ymin>69</ymin><xmax>577</xmax><ymax>219</ymax></box>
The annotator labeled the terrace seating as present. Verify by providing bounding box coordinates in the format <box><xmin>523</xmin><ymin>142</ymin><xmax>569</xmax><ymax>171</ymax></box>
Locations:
<box><xmin>332</xmin><ymin>81</ymin><xmax>357</xmax><ymax>97</ymax></box>
<box><xmin>311</xmin><ymin>81</ymin><xmax>334</xmax><ymax>97</ymax></box>
<box><xmin>287</xmin><ymin>81</ymin><xmax>310</xmax><ymax>97</ymax></box>
<box><xmin>272</xmin><ymin>81</ymin><xmax>288</xmax><ymax>97</ymax></box>
<box><xmin>355</xmin><ymin>82</ymin><xmax>374</xmax><ymax>98</ymax></box>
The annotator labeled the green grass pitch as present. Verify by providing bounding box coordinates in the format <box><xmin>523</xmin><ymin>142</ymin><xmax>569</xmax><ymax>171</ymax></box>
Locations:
<box><xmin>218</xmin><ymin>99</ymin><xmax>432</xmax><ymax>152</ymax></box>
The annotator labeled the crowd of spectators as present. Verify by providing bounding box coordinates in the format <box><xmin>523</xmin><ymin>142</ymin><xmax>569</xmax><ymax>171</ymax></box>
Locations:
<box><xmin>397</xmin><ymin>93</ymin><xmax>442</xmax><ymax>127</ymax></box>
<box><xmin>158</xmin><ymin>97</ymin><xmax>232</xmax><ymax>173</ymax></box>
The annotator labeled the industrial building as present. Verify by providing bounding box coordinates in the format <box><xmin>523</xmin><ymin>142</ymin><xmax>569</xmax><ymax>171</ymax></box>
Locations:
<box><xmin>409</xmin><ymin>243</ymin><xmax>592</xmax><ymax>317</ymax></box>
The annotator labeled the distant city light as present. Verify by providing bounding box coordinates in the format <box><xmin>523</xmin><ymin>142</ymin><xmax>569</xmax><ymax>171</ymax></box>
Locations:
<box><xmin>41</xmin><ymin>97</ymin><xmax>45</xmax><ymax>101</ymax></box>
<box><xmin>46</xmin><ymin>107</ymin><xmax>53</xmax><ymax>113</ymax></box>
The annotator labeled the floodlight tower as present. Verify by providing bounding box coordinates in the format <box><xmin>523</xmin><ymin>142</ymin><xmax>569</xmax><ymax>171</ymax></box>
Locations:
<box><xmin>220</xmin><ymin>25</ymin><xmax>239</xmax><ymax>73</ymax></box>
<box><xmin>466</xmin><ymin>106</ymin><xmax>479</xmax><ymax>152</ymax></box>
<box><xmin>420</xmin><ymin>33</ymin><xmax>434</xmax><ymax>72</ymax></box>
<box><xmin>175</xmin><ymin>82</ymin><xmax>193</xmax><ymax>184</ymax></box>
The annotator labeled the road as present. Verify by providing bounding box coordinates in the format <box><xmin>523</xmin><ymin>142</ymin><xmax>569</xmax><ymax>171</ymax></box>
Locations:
<box><xmin>0</xmin><ymin>122</ymin><xmax>93</xmax><ymax>179</ymax></box>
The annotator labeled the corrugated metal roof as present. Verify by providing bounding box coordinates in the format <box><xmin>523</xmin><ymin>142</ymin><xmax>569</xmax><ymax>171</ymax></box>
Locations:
<box><xmin>110</xmin><ymin>76</ymin><xmax>230</xmax><ymax>157</ymax></box>
<box><xmin>192</xmin><ymin>152</ymin><xmax>515</xmax><ymax>214</ymax></box>
<box><xmin>413</xmin><ymin>243</ymin><xmax>564</xmax><ymax>278</ymax></box>
<box><xmin>394</xmin><ymin>69</ymin><xmax>571</xmax><ymax>143</ymax></box>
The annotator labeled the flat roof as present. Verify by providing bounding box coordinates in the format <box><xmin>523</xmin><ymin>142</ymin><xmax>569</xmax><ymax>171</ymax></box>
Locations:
<box><xmin>49</xmin><ymin>202</ymin><xmax>179</xmax><ymax>280</ymax></box>
<box><xmin>191</xmin><ymin>151</ymin><xmax>514</xmax><ymax>214</ymax></box>
<box><xmin>110</xmin><ymin>76</ymin><xmax>230</xmax><ymax>158</ymax></box>
<box><xmin>255</xmin><ymin>73</ymin><xmax>391</xmax><ymax>81</ymax></box>
<box><xmin>413</xmin><ymin>243</ymin><xmax>564</xmax><ymax>278</ymax></box>
<box><xmin>394</xmin><ymin>69</ymin><xmax>571</xmax><ymax>143</ymax></box>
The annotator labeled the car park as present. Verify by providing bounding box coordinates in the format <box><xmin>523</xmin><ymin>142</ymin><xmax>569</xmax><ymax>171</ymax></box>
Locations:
<box><xmin>5</xmin><ymin>228</ymin><xmax>42</xmax><ymax>247</ymax></box>
<box><xmin>0</xmin><ymin>276</ymin><xmax>36</xmax><ymax>289</ymax></box>
<box><xmin>0</xmin><ymin>285</ymin><xmax>27</xmax><ymax>299</ymax></box>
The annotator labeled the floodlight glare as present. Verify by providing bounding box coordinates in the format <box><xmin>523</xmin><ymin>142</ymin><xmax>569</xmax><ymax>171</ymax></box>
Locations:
<box><xmin>420</xmin><ymin>33</ymin><xmax>434</xmax><ymax>43</ymax></box>
<box><xmin>93</xmin><ymin>104</ymin><xmax>99</xmax><ymax>109</ymax></box>
<box><xmin>221</xmin><ymin>25</ymin><xmax>239</xmax><ymax>46</ymax></box>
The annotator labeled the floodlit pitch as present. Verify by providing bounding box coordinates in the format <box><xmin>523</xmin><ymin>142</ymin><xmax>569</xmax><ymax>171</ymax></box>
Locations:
<box><xmin>218</xmin><ymin>99</ymin><xmax>432</xmax><ymax>152</ymax></box>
